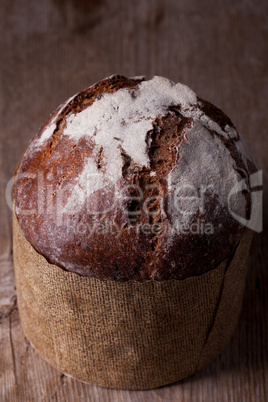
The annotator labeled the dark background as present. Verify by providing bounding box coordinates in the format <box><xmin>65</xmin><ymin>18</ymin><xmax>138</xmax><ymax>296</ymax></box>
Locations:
<box><xmin>0</xmin><ymin>0</ymin><xmax>267</xmax><ymax>400</ymax></box>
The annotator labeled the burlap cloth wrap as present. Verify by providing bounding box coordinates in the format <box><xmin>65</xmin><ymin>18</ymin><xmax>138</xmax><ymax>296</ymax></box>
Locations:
<box><xmin>13</xmin><ymin>214</ymin><xmax>253</xmax><ymax>390</ymax></box>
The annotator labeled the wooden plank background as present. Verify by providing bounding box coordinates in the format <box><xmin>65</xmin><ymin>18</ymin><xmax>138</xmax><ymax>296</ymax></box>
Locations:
<box><xmin>0</xmin><ymin>0</ymin><xmax>267</xmax><ymax>400</ymax></box>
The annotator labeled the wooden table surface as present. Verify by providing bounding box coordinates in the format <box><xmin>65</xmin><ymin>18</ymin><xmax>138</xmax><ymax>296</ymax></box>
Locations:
<box><xmin>0</xmin><ymin>0</ymin><xmax>267</xmax><ymax>401</ymax></box>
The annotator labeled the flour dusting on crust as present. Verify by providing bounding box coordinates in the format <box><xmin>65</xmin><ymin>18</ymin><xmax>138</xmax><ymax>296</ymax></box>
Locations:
<box><xmin>167</xmin><ymin>121</ymin><xmax>245</xmax><ymax>229</ymax></box>
<box><xmin>37</xmin><ymin>93</ymin><xmax>77</xmax><ymax>146</ymax></box>
<box><xmin>31</xmin><ymin>75</ymin><xmax>252</xmax><ymax>214</ymax></box>
<box><xmin>63</xmin><ymin>76</ymin><xmax>196</xmax><ymax>174</ymax></box>
<box><xmin>60</xmin><ymin>76</ymin><xmax>198</xmax><ymax>209</ymax></box>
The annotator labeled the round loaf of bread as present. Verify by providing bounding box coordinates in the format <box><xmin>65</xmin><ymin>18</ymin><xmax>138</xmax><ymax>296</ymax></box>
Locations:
<box><xmin>14</xmin><ymin>74</ymin><xmax>256</xmax><ymax>281</ymax></box>
<box><xmin>13</xmin><ymin>75</ymin><xmax>258</xmax><ymax>389</ymax></box>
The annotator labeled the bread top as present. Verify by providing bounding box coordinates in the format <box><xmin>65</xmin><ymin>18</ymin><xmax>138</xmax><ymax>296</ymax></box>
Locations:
<box><xmin>14</xmin><ymin>75</ymin><xmax>257</xmax><ymax>281</ymax></box>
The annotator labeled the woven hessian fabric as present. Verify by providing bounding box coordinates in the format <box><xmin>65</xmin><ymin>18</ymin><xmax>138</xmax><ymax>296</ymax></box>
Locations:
<box><xmin>13</xmin><ymin>214</ymin><xmax>253</xmax><ymax>390</ymax></box>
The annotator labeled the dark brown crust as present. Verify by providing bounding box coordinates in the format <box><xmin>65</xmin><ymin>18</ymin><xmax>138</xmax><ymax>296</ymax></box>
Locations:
<box><xmin>14</xmin><ymin>76</ymin><xmax>257</xmax><ymax>282</ymax></box>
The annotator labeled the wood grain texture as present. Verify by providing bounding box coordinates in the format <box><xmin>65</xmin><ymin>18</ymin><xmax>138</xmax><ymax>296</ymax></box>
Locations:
<box><xmin>0</xmin><ymin>0</ymin><xmax>267</xmax><ymax>401</ymax></box>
